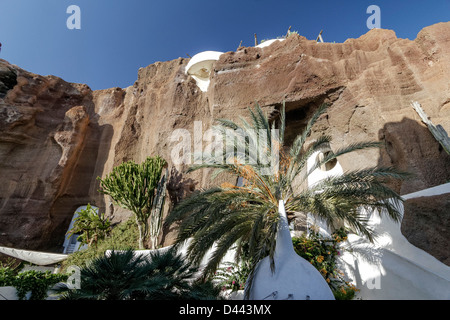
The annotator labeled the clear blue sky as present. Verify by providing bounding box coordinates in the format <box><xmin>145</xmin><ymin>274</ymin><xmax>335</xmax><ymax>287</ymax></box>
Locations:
<box><xmin>0</xmin><ymin>0</ymin><xmax>448</xmax><ymax>90</ymax></box>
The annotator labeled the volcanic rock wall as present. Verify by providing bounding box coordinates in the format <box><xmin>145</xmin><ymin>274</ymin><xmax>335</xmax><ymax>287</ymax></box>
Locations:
<box><xmin>0</xmin><ymin>22</ymin><xmax>449</xmax><ymax>262</ymax></box>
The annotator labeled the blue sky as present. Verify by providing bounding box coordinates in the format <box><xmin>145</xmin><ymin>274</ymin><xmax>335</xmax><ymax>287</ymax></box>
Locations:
<box><xmin>0</xmin><ymin>0</ymin><xmax>448</xmax><ymax>91</ymax></box>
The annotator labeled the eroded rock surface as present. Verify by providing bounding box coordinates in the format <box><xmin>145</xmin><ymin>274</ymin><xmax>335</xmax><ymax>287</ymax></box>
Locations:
<box><xmin>402</xmin><ymin>194</ymin><xmax>450</xmax><ymax>266</ymax></box>
<box><xmin>0</xmin><ymin>64</ymin><xmax>94</xmax><ymax>250</ymax></box>
<box><xmin>0</xmin><ymin>22</ymin><xmax>449</xmax><ymax>253</ymax></box>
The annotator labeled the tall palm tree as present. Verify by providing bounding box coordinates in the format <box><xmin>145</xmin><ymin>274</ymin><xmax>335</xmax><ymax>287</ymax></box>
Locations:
<box><xmin>164</xmin><ymin>102</ymin><xmax>409</xmax><ymax>289</ymax></box>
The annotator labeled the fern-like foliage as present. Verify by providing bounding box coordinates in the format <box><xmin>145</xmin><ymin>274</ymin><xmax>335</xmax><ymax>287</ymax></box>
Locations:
<box><xmin>57</xmin><ymin>249</ymin><xmax>222</xmax><ymax>300</ymax></box>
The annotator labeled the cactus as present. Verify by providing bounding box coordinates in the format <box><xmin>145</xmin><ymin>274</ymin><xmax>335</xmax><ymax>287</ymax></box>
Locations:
<box><xmin>98</xmin><ymin>156</ymin><xmax>167</xmax><ymax>249</ymax></box>
<box><xmin>149</xmin><ymin>166</ymin><xmax>168</xmax><ymax>250</ymax></box>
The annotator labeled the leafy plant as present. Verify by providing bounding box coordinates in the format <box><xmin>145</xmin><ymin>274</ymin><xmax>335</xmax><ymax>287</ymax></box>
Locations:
<box><xmin>98</xmin><ymin>156</ymin><xmax>168</xmax><ymax>249</ymax></box>
<box><xmin>58</xmin><ymin>249</ymin><xmax>222</xmax><ymax>300</ymax></box>
<box><xmin>0</xmin><ymin>267</ymin><xmax>16</xmax><ymax>287</ymax></box>
<box><xmin>67</xmin><ymin>204</ymin><xmax>111</xmax><ymax>247</ymax></box>
<box><xmin>60</xmin><ymin>218</ymin><xmax>139</xmax><ymax>272</ymax></box>
<box><xmin>214</xmin><ymin>259</ymin><xmax>253</xmax><ymax>292</ymax></box>
<box><xmin>0</xmin><ymin>268</ymin><xmax>67</xmax><ymax>300</ymax></box>
<box><xmin>0</xmin><ymin>257</ymin><xmax>23</xmax><ymax>271</ymax></box>
<box><xmin>292</xmin><ymin>227</ymin><xmax>358</xmax><ymax>300</ymax></box>
<box><xmin>332</xmin><ymin>283</ymin><xmax>358</xmax><ymax>300</ymax></box>
<box><xmin>165</xmin><ymin>101</ymin><xmax>409</xmax><ymax>297</ymax></box>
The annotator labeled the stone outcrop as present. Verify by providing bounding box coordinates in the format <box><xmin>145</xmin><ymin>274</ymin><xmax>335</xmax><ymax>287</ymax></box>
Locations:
<box><xmin>209</xmin><ymin>23</ymin><xmax>450</xmax><ymax>195</ymax></box>
<box><xmin>401</xmin><ymin>193</ymin><xmax>450</xmax><ymax>266</ymax></box>
<box><xmin>0</xmin><ymin>66</ymin><xmax>96</xmax><ymax>251</ymax></box>
<box><xmin>0</xmin><ymin>22</ymin><xmax>449</xmax><ymax>254</ymax></box>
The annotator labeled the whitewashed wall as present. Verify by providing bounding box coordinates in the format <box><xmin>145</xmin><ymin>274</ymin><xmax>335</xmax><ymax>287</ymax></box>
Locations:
<box><xmin>306</xmin><ymin>151</ymin><xmax>450</xmax><ymax>299</ymax></box>
<box><xmin>337</xmin><ymin>183</ymin><xmax>450</xmax><ymax>300</ymax></box>
<box><xmin>0</xmin><ymin>286</ymin><xmax>19</xmax><ymax>300</ymax></box>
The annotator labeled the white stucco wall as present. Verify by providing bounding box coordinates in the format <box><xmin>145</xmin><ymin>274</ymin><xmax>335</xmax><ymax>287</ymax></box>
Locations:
<box><xmin>306</xmin><ymin>151</ymin><xmax>450</xmax><ymax>299</ymax></box>
<box><xmin>0</xmin><ymin>286</ymin><xmax>19</xmax><ymax>300</ymax></box>
<box><xmin>337</xmin><ymin>183</ymin><xmax>450</xmax><ymax>300</ymax></box>
<box><xmin>307</xmin><ymin>150</ymin><xmax>344</xmax><ymax>188</ymax></box>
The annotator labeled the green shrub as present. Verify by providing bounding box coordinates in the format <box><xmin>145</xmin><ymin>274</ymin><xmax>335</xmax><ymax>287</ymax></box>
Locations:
<box><xmin>14</xmin><ymin>270</ymin><xmax>68</xmax><ymax>300</ymax></box>
<box><xmin>60</xmin><ymin>218</ymin><xmax>139</xmax><ymax>272</ymax></box>
<box><xmin>58</xmin><ymin>249</ymin><xmax>222</xmax><ymax>300</ymax></box>
<box><xmin>0</xmin><ymin>267</ymin><xmax>15</xmax><ymax>287</ymax></box>
<box><xmin>0</xmin><ymin>268</ymin><xmax>67</xmax><ymax>300</ymax></box>
<box><xmin>215</xmin><ymin>259</ymin><xmax>253</xmax><ymax>292</ymax></box>
<box><xmin>292</xmin><ymin>227</ymin><xmax>358</xmax><ymax>300</ymax></box>
<box><xmin>332</xmin><ymin>284</ymin><xmax>358</xmax><ymax>300</ymax></box>
<box><xmin>214</xmin><ymin>228</ymin><xmax>359</xmax><ymax>299</ymax></box>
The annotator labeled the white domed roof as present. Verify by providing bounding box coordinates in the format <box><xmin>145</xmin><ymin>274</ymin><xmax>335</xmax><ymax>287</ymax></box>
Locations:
<box><xmin>185</xmin><ymin>51</ymin><xmax>223</xmax><ymax>92</ymax></box>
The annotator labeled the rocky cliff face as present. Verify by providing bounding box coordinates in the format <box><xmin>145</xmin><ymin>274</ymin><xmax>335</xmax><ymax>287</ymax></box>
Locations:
<box><xmin>1</xmin><ymin>22</ymin><xmax>449</xmax><ymax>261</ymax></box>
<box><xmin>401</xmin><ymin>193</ymin><xmax>450</xmax><ymax>265</ymax></box>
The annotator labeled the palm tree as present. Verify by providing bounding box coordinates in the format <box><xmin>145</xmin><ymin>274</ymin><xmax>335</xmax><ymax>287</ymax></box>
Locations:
<box><xmin>164</xmin><ymin>102</ymin><xmax>409</xmax><ymax>289</ymax></box>
<box><xmin>57</xmin><ymin>249</ymin><xmax>222</xmax><ymax>300</ymax></box>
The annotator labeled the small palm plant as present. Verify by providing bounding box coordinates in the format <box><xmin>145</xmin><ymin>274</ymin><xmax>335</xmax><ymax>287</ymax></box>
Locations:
<box><xmin>164</xmin><ymin>102</ymin><xmax>409</xmax><ymax>294</ymax></box>
<box><xmin>57</xmin><ymin>249</ymin><xmax>222</xmax><ymax>300</ymax></box>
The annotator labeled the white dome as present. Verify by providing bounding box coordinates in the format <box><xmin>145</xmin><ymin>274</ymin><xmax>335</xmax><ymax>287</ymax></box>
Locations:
<box><xmin>185</xmin><ymin>51</ymin><xmax>223</xmax><ymax>92</ymax></box>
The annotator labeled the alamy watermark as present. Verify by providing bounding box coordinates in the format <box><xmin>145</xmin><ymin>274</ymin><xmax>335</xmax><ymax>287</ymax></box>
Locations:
<box><xmin>367</xmin><ymin>5</ymin><xmax>381</xmax><ymax>29</ymax></box>
<box><xmin>65</xmin><ymin>265</ymin><xmax>81</xmax><ymax>289</ymax></box>
<box><xmin>65</xmin><ymin>5</ymin><xmax>380</xmax><ymax>32</ymax></box>
<box><xmin>66</xmin><ymin>5</ymin><xmax>81</xmax><ymax>30</ymax></box>
<box><xmin>64</xmin><ymin>5</ymin><xmax>382</xmax><ymax>30</ymax></box>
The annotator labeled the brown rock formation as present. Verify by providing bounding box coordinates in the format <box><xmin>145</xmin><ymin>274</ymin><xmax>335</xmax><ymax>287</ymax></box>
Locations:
<box><xmin>0</xmin><ymin>22</ymin><xmax>449</xmax><ymax>254</ymax></box>
<box><xmin>0</xmin><ymin>65</ymin><xmax>96</xmax><ymax>251</ymax></box>
<box><xmin>401</xmin><ymin>193</ymin><xmax>450</xmax><ymax>266</ymax></box>
<box><xmin>209</xmin><ymin>22</ymin><xmax>450</xmax><ymax>195</ymax></box>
